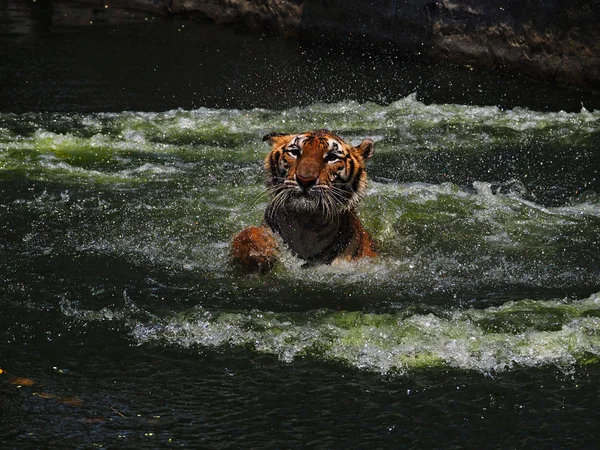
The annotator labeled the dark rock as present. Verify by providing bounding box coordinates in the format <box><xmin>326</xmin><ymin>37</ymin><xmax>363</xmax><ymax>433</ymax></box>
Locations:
<box><xmin>169</xmin><ymin>0</ymin><xmax>302</xmax><ymax>33</ymax></box>
<box><xmin>296</xmin><ymin>0</ymin><xmax>600</xmax><ymax>92</ymax></box>
<box><xmin>427</xmin><ymin>0</ymin><xmax>600</xmax><ymax>92</ymax></box>
<box><xmin>70</xmin><ymin>0</ymin><xmax>600</xmax><ymax>92</ymax></box>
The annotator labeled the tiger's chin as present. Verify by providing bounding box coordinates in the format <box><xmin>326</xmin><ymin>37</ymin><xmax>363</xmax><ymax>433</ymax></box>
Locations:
<box><xmin>288</xmin><ymin>198</ymin><xmax>320</xmax><ymax>214</ymax></box>
<box><xmin>273</xmin><ymin>190</ymin><xmax>346</xmax><ymax>219</ymax></box>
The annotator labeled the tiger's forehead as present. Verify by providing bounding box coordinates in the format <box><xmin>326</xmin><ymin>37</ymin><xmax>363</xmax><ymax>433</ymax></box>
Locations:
<box><xmin>287</xmin><ymin>133</ymin><xmax>344</xmax><ymax>151</ymax></box>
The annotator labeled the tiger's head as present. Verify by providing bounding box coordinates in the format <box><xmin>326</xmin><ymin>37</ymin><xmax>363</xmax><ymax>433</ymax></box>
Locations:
<box><xmin>262</xmin><ymin>130</ymin><xmax>374</xmax><ymax>218</ymax></box>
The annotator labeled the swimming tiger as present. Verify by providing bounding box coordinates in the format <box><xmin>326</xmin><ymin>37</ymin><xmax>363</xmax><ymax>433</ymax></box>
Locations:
<box><xmin>231</xmin><ymin>129</ymin><xmax>376</xmax><ymax>272</ymax></box>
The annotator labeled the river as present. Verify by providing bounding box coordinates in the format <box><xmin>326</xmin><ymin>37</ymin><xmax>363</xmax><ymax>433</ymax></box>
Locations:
<box><xmin>1</xmin><ymin>3</ymin><xmax>600</xmax><ymax>448</ymax></box>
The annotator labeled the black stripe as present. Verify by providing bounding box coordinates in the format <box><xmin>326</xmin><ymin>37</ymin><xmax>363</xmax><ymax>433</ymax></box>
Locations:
<box><xmin>304</xmin><ymin>135</ymin><xmax>316</xmax><ymax>146</ymax></box>
<box><xmin>269</xmin><ymin>152</ymin><xmax>279</xmax><ymax>178</ymax></box>
<box><xmin>352</xmin><ymin>167</ymin><xmax>363</xmax><ymax>193</ymax></box>
<box><xmin>348</xmin><ymin>157</ymin><xmax>355</xmax><ymax>181</ymax></box>
<box><xmin>263</xmin><ymin>132</ymin><xmax>286</xmax><ymax>141</ymax></box>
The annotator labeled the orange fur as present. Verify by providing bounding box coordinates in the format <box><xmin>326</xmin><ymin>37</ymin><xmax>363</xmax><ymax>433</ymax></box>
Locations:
<box><xmin>231</xmin><ymin>130</ymin><xmax>376</xmax><ymax>272</ymax></box>
<box><xmin>230</xmin><ymin>226</ymin><xmax>280</xmax><ymax>273</ymax></box>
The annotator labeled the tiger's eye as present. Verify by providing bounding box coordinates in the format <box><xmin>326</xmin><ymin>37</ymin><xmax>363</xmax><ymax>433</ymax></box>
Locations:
<box><xmin>324</xmin><ymin>153</ymin><xmax>340</xmax><ymax>163</ymax></box>
<box><xmin>287</xmin><ymin>147</ymin><xmax>301</xmax><ymax>158</ymax></box>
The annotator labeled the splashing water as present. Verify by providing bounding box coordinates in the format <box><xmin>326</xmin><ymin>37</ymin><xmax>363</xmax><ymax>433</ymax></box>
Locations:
<box><xmin>3</xmin><ymin>97</ymin><xmax>597</xmax><ymax>375</ymax></box>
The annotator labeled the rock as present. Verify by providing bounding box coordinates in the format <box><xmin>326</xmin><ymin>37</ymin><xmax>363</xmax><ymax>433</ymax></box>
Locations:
<box><xmin>296</xmin><ymin>0</ymin><xmax>600</xmax><ymax>92</ymax></box>
<box><xmin>72</xmin><ymin>0</ymin><xmax>600</xmax><ymax>92</ymax></box>
<box><xmin>427</xmin><ymin>0</ymin><xmax>600</xmax><ymax>92</ymax></box>
<box><xmin>169</xmin><ymin>0</ymin><xmax>302</xmax><ymax>34</ymax></box>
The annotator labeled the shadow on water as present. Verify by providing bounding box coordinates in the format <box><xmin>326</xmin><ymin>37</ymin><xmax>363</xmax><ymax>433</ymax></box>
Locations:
<box><xmin>3</xmin><ymin>329</ymin><xmax>599</xmax><ymax>448</ymax></box>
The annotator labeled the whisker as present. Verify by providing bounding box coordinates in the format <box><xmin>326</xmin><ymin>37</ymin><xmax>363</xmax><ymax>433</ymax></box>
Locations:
<box><xmin>249</xmin><ymin>192</ymin><xmax>269</xmax><ymax>208</ymax></box>
<box><xmin>267</xmin><ymin>188</ymin><xmax>290</xmax><ymax>221</ymax></box>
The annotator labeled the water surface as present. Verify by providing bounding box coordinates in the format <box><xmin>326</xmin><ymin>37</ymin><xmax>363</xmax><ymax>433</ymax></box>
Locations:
<box><xmin>1</xmin><ymin>6</ymin><xmax>600</xmax><ymax>448</ymax></box>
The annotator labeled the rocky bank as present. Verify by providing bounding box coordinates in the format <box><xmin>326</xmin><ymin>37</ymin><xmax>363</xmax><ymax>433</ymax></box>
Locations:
<box><xmin>77</xmin><ymin>0</ymin><xmax>600</xmax><ymax>91</ymax></box>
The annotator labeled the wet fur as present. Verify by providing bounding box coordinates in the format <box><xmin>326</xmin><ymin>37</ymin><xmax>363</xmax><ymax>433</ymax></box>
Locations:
<box><xmin>231</xmin><ymin>130</ymin><xmax>376</xmax><ymax>272</ymax></box>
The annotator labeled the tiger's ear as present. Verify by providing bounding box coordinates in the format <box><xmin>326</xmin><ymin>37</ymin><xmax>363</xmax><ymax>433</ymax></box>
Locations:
<box><xmin>353</xmin><ymin>139</ymin><xmax>374</xmax><ymax>160</ymax></box>
<box><xmin>262</xmin><ymin>132</ymin><xmax>294</xmax><ymax>147</ymax></box>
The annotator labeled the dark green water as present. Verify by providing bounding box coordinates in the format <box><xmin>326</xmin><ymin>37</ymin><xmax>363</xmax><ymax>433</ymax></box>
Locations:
<box><xmin>2</xmin><ymin>3</ymin><xmax>600</xmax><ymax>448</ymax></box>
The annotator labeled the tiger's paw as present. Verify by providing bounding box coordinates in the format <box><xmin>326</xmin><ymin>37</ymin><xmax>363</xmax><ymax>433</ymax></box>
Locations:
<box><xmin>230</xmin><ymin>226</ymin><xmax>280</xmax><ymax>273</ymax></box>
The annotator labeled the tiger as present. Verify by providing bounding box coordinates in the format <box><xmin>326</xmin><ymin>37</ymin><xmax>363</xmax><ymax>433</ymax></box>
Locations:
<box><xmin>230</xmin><ymin>129</ymin><xmax>376</xmax><ymax>272</ymax></box>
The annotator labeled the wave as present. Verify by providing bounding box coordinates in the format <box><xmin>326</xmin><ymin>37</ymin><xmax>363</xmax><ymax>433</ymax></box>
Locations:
<box><xmin>60</xmin><ymin>292</ymin><xmax>600</xmax><ymax>375</ymax></box>
<box><xmin>4</xmin><ymin>97</ymin><xmax>599</xmax><ymax>377</ymax></box>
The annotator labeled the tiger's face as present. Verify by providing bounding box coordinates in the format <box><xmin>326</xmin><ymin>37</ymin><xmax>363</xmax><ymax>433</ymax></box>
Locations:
<box><xmin>262</xmin><ymin>130</ymin><xmax>374</xmax><ymax>217</ymax></box>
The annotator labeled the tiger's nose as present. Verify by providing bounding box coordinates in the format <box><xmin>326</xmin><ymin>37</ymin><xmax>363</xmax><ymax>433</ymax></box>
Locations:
<box><xmin>296</xmin><ymin>173</ymin><xmax>317</xmax><ymax>190</ymax></box>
